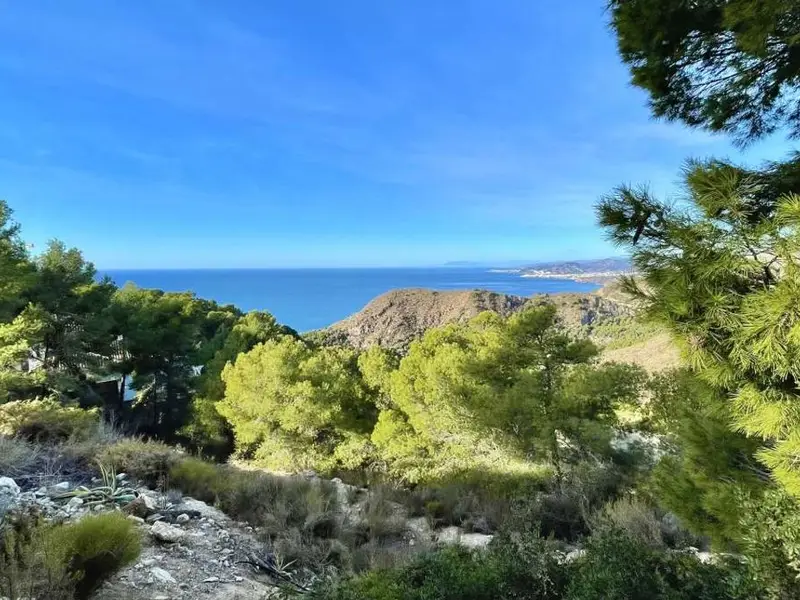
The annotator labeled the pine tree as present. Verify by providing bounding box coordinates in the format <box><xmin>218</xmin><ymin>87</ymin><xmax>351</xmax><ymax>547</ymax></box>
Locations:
<box><xmin>598</xmin><ymin>156</ymin><xmax>800</xmax><ymax>496</ymax></box>
<box><xmin>0</xmin><ymin>306</ymin><xmax>47</xmax><ymax>402</ymax></box>
<box><xmin>609</xmin><ymin>0</ymin><xmax>800</xmax><ymax>144</ymax></box>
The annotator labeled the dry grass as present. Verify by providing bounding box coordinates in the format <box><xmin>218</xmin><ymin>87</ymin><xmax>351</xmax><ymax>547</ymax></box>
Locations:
<box><xmin>601</xmin><ymin>332</ymin><xmax>681</xmax><ymax>373</ymax></box>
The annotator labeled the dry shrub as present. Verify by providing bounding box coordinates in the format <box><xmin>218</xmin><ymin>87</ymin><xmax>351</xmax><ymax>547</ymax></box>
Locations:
<box><xmin>97</xmin><ymin>439</ymin><xmax>180</xmax><ymax>486</ymax></box>
<box><xmin>0</xmin><ymin>435</ymin><xmax>38</xmax><ymax>476</ymax></box>
<box><xmin>0</xmin><ymin>400</ymin><xmax>99</xmax><ymax>443</ymax></box>
<box><xmin>592</xmin><ymin>495</ymin><xmax>665</xmax><ymax>548</ymax></box>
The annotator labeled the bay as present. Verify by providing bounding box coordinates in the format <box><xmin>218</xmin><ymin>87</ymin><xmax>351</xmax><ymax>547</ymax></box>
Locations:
<box><xmin>101</xmin><ymin>268</ymin><xmax>600</xmax><ymax>332</ymax></box>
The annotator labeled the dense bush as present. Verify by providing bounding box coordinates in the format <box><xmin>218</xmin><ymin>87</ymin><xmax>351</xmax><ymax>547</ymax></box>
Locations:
<box><xmin>566</xmin><ymin>529</ymin><xmax>762</xmax><ymax>600</ymax></box>
<box><xmin>0</xmin><ymin>399</ymin><xmax>99</xmax><ymax>443</ymax></box>
<box><xmin>736</xmin><ymin>488</ymin><xmax>800</xmax><ymax>600</ymax></box>
<box><xmin>97</xmin><ymin>439</ymin><xmax>181</xmax><ymax>487</ymax></box>
<box><xmin>0</xmin><ymin>509</ymin><xmax>140</xmax><ymax>600</ymax></box>
<box><xmin>0</xmin><ymin>509</ymin><xmax>73</xmax><ymax>600</ymax></box>
<box><xmin>318</xmin><ymin>529</ymin><xmax>764</xmax><ymax>600</ymax></box>
<box><xmin>317</xmin><ymin>543</ymin><xmax>567</xmax><ymax>600</ymax></box>
<box><xmin>48</xmin><ymin>512</ymin><xmax>141</xmax><ymax>599</ymax></box>
<box><xmin>168</xmin><ymin>456</ymin><xmax>221</xmax><ymax>504</ymax></box>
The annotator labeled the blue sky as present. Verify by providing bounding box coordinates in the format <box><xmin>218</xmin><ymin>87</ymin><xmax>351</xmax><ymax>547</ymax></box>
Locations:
<box><xmin>0</xmin><ymin>0</ymin><xmax>792</xmax><ymax>268</ymax></box>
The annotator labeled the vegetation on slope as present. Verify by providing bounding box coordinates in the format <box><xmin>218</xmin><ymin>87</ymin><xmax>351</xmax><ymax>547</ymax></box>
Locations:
<box><xmin>7</xmin><ymin>1</ymin><xmax>800</xmax><ymax>593</ymax></box>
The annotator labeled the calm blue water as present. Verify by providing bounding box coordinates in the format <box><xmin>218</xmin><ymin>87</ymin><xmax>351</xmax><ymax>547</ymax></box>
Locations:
<box><xmin>101</xmin><ymin>268</ymin><xmax>600</xmax><ymax>332</ymax></box>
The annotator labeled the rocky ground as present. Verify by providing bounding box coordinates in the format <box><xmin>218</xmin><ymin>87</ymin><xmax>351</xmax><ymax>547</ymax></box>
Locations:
<box><xmin>0</xmin><ymin>472</ymin><xmax>494</xmax><ymax>600</ymax></box>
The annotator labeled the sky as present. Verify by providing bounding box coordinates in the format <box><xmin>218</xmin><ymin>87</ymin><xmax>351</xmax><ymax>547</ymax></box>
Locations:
<box><xmin>0</xmin><ymin>0</ymin><xmax>793</xmax><ymax>268</ymax></box>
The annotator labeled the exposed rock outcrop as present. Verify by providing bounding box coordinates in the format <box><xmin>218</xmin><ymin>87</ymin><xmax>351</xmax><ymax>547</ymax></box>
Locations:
<box><xmin>318</xmin><ymin>288</ymin><xmax>632</xmax><ymax>352</ymax></box>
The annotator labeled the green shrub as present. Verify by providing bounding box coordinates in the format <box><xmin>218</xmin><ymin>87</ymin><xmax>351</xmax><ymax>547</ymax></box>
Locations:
<box><xmin>736</xmin><ymin>488</ymin><xmax>800</xmax><ymax>600</ymax></box>
<box><xmin>0</xmin><ymin>510</ymin><xmax>140</xmax><ymax>600</ymax></box>
<box><xmin>48</xmin><ymin>512</ymin><xmax>141</xmax><ymax>599</ymax></box>
<box><xmin>97</xmin><ymin>439</ymin><xmax>180</xmax><ymax>486</ymax></box>
<box><xmin>317</xmin><ymin>538</ymin><xmax>568</xmax><ymax>600</ymax></box>
<box><xmin>566</xmin><ymin>529</ymin><xmax>762</xmax><ymax>600</ymax></box>
<box><xmin>0</xmin><ymin>400</ymin><xmax>99</xmax><ymax>443</ymax></box>
<box><xmin>0</xmin><ymin>509</ymin><xmax>73</xmax><ymax>600</ymax></box>
<box><xmin>169</xmin><ymin>456</ymin><xmax>221</xmax><ymax>504</ymax></box>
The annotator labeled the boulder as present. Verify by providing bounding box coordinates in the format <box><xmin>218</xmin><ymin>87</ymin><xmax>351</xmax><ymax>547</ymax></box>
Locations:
<box><xmin>174</xmin><ymin>497</ymin><xmax>229</xmax><ymax>522</ymax></box>
<box><xmin>50</xmin><ymin>481</ymin><xmax>70</xmax><ymax>494</ymax></box>
<box><xmin>433</xmin><ymin>526</ymin><xmax>493</xmax><ymax>549</ymax></box>
<box><xmin>150</xmin><ymin>520</ymin><xmax>185</xmax><ymax>543</ymax></box>
<box><xmin>0</xmin><ymin>477</ymin><xmax>20</xmax><ymax>515</ymax></box>
<box><xmin>435</xmin><ymin>526</ymin><xmax>463</xmax><ymax>545</ymax></box>
<box><xmin>459</xmin><ymin>533</ymin><xmax>493</xmax><ymax>549</ymax></box>
<box><xmin>406</xmin><ymin>517</ymin><xmax>433</xmax><ymax>542</ymax></box>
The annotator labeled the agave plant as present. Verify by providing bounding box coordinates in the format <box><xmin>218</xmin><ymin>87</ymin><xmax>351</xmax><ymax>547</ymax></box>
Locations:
<box><xmin>54</xmin><ymin>462</ymin><xmax>138</xmax><ymax>508</ymax></box>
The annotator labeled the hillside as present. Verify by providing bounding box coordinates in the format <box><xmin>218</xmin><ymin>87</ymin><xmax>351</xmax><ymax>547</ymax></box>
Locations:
<box><xmin>316</xmin><ymin>289</ymin><xmax>529</xmax><ymax>350</ymax></box>
<box><xmin>316</xmin><ymin>287</ymin><xmax>635</xmax><ymax>352</ymax></box>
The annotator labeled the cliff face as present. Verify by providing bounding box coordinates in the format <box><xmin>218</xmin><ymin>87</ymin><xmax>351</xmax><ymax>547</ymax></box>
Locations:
<box><xmin>319</xmin><ymin>288</ymin><xmax>631</xmax><ymax>352</ymax></box>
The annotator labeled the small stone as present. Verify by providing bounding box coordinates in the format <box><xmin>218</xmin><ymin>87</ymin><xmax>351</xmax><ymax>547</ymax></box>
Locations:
<box><xmin>142</xmin><ymin>494</ymin><xmax>159</xmax><ymax>512</ymax></box>
<box><xmin>127</xmin><ymin>515</ymin><xmax>145</xmax><ymax>525</ymax></box>
<box><xmin>34</xmin><ymin>486</ymin><xmax>47</xmax><ymax>497</ymax></box>
<box><xmin>202</xmin><ymin>576</ymin><xmax>220</xmax><ymax>583</ymax></box>
<box><xmin>115</xmin><ymin>472</ymin><xmax>128</xmax><ymax>481</ymax></box>
<box><xmin>149</xmin><ymin>566</ymin><xmax>176</xmax><ymax>584</ymax></box>
<box><xmin>51</xmin><ymin>482</ymin><xmax>70</xmax><ymax>493</ymax></box>
<box><xmin>235</xmin><ymin>576</ymin><xmax>243</xmax><ymax>582</ymax></box>
<box><xmin>150</xmin><ymin>520</ymin><xmax>185</xmax><ymax>543</ymax></box>
<box><xmin>140</xmin><ymin>558</ymin><xmax>156</xmax><ymax>567</ymax></box>
<box><xmin>175</xmin><ymin>513</ymin><xmax>190</xmax><ymax>524</ymax></box>
<box><xmin>92</xmin><ymin>504</ymin><xmax>104</xmax><ymax>512</ymax></box>
<box><xmin>153</xmin><ymin>596</ymin><xmax>170</xmax><ymax>600</ymax></box>
<box><xmin>66</xmin><ymin>496</ymin><xmax>84</xmax><ymax>510</ymax></box>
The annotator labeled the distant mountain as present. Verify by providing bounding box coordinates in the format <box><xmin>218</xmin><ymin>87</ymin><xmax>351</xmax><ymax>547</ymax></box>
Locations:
<box><xmin>523</xmin><ymin>257</ymin><xmax>631</xmax><ymax>273</ymax></box>
<box><xmin>442</xmin><ymin>258</ymin><xmax>631</xmax><ymax>271</ymax></box>
<box><xmin>442</xmin><ymin>261</ymin><xmax>485</xmax><ymax>267</ymax></box>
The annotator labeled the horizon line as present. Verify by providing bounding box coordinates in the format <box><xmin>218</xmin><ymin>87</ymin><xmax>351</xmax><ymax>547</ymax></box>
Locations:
<box><xmin>96</xmin><ymin>257</ymin><xmax>629</xmax><ymax>271</ymax></box>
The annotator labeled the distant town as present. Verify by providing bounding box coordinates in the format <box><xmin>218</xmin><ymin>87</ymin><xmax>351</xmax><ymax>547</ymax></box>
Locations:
<box><xmin>490</xmin><ymin>258</ymin><xmax>632</xmax><ymax>284</ymax></box>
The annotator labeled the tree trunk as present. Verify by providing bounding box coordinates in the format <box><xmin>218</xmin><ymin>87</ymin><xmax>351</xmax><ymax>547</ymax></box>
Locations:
<box><xmin>550</xmin><ymin>427</ymin><xmax>563</xmax><ymax>493</ymax></box>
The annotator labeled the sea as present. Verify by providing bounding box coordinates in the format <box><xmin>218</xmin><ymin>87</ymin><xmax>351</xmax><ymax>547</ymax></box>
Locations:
<box><xmin>101</xmin><ymin>268</ymin><xmax>600</xmax><ymax>332</ymax></box>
